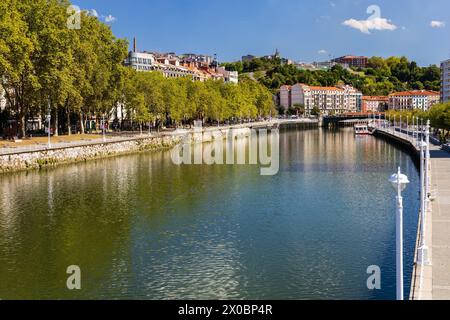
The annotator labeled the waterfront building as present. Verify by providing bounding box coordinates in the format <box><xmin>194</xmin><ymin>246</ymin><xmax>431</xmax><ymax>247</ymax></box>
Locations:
<box><xmin>389</xmin><ymin>90</ymin><xmax>440</xmax><ymax>111</ymax></box>
<box><xmin>362</xmin><ymin>96</ymin><xmax>389</xmax><ymax>112</ymax></box>
<box><xmin>441</xmin><ymin>59</ymin><xmax>450</xmax><ymax>103</ymax></box>
<box><xmin>332</xmin><ymin>55</ymin><xmax>368</xmax><ymax>69</ymax></box>
<box><xmin>281</xmin><ymin>83</ymin><xmax>362</xmax><ymax>114</ymax></box>
<box><xmin>124</xmin><ymin>38</ymin><xmax>237</xmax><ymax>83</ymax></box>
<box><xmin>279</xmin><ymin>85</ymin><xmax>291</xmax><ymax>109</ymax></box>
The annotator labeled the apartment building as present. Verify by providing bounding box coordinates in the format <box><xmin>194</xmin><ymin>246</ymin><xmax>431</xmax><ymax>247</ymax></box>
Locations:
<box><xmin>216</xmin><ymin>66</ymin><xmax>239</xmax><ymax>84</ymax></box>
<box><xmin>280</xmin><ymin>84</ymin><xmax>362</xmax><ymax>114</ymax></box>
<box><xmin>125</xmin><ymin>38</ymin><xmax>238</xmax><ymax>83</ymax></box>
<box><xmin>279</xmin><ymin>85</ymin><xmax>291</xmax><ymax>109</ymax></box>
<box><xmin>332</xmin><ymin>55</ymin><xmax>368</xmax><ymax>69</ymax></box>
<box><xmin>389</xmin><ymin>90</ymin><xmax>440</xmax><ymax>111</ymax></box>
<box><xmin>362</xmin><ymin>96</ymin><xmax>389</xmax><ymax>112</ymax></box>
<box><xmin>441</xmin><ymin>59</ymin><xmax>450</xmax><ymax>103</ymax></box>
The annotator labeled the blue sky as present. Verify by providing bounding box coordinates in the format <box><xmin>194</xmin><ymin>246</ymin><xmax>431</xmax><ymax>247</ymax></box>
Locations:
<box><xmin>73</xmin><ymin>0</ymin><xmax>450</xmax><ymax>66</ymax></box>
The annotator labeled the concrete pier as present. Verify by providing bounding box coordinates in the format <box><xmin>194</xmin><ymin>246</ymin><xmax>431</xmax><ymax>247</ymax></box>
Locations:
<box><xmin>374</xmin><ymin>127</ymin><xmax>450</xmax><ymax>300</ymax></box>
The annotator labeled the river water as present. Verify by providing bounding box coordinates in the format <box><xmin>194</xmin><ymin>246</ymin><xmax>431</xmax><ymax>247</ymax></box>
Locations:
<box><xmin>0</xmin><ymin>127</ymin><xmax>419</xmax><ymax>300</ymax></box>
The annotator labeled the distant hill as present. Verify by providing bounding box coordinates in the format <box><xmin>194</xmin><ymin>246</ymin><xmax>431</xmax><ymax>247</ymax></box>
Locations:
<box><xmin>222</xmin><ymin>56</ymin><xmax>441</xmax><ymax>96</ymax></box>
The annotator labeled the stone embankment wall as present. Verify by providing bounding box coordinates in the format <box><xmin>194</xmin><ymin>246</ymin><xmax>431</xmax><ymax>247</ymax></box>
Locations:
<box><xmin>0</xmin><ymin>135</ymin><xmax>182</xmax><ymax>173</ymax></box>
<box><xmin>0</xmin><ymin>126</ymin><xmax>253</xmax><ymax>173</ymax></box>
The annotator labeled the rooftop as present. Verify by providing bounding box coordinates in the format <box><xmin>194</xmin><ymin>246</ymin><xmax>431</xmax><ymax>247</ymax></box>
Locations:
<box><xmin>389</xmin><ymin>90</ymin><xmax>440</xmax><ymax>97</ymax></box>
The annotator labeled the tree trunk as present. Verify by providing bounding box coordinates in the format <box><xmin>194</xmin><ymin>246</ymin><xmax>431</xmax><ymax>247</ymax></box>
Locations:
<box><xmin>54</xmin><ymin>108</ymin><xmax>59</xmax><ymax>137</ymax></box>
<box><xmin>67</xmin><ymin>108</ymin><xmax>71</xmax><ymax>136</ymax></box>
<box><xmin>80</xmin><ymin>112</ymin><xmax>85</xmax><ymax>134</ymax></box>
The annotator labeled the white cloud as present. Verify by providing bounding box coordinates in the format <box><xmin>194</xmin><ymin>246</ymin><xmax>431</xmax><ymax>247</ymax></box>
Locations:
<box><xmin>87</xmin><ymin>9</ymin><xmax>98</xmax><ymax>17</ymax></box>
<box><xmin>343</xmin><ymin>17</ymin><xmax>397</xmax><ymax>34</ymax></box>
<box><xmin>430</xmin><ymin>20</ymin><xmax>445</xmax><ymax>28</ymax></box>
<box><xmin>104</xmin><ymin>15</ymin><xmax>117</xmax><ymax>23</ymax></box>
<box><xmin>318</xmin><ymin>49</ymin><xmax>328</xmax><ymax>55</ymax></box>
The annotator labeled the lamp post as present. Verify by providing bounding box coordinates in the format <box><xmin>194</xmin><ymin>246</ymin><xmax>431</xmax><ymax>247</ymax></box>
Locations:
<box><xmin>102</xmin><ymin>114</ymin><xmax>106</xmax><ymax>143</ymax></box>
<box><xmin>46</xmin><ymin>101</ymin><xmax>51</xmax><ymax>149</ymax></box>
<box><xmin>393</xmin><ymin>115</ymin><xmax>396</xmax><ymax>133</ymax></box>
<box><xmin>425</xmin><ymin>120</ymin><xmax>431</xmax><ymax>211</ymax></box>
<box><xmin>425</xmin><ymin>120</ymin><xmax>431</xmax><ymax>198</ymax></box>
<box><xmin>418</xmin><ymin>136</ymin><xmax>430</xmax><ymax>267</ymax></box>
<box><xmin>406</xmin><ymin>116</ymin><xmax>409</xmax><ymax>138</ymax></box>
<box><xmin>413</xmin><ymin>116</ymin><xmax>416</xmax><ymax>143</ymax></box>
<box><xmin>389</xmin><ymin>167</ymin><xmax>410</xmax><ymax>300</ymax></box>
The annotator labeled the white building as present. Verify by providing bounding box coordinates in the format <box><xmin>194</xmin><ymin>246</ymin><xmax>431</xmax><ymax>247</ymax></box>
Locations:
<box><xmin>125</xmin><ymin>49</ymin><xmax>238</xmax><ymax>83</ymax></box>
<box><xmin>281</xmin><ymin>84</ymin><xmax>362</xmax><ymax>115</ymax></box>
<box><xmin>442</xmin><ymin>59</ymin><xmax>450</xmax><ymax>103</ymax></box>
<box><xmin>389</xmin><ymin>90</ymin><xmax>440</xmax><ymax>111</ymax></box>
<box><xmin>279</xmin><ymin>85</ymin><xmax>291</xmax><ymax>109</ymax></box>
<box><xmin>125</xmin><ymin>51</ymin><xmax>202</xmax><ymax>80</ymax></box>
<box><xmin>216</xmin><ymin>67</ymin><xmax>239</xmax><ymax>84</ymax></box>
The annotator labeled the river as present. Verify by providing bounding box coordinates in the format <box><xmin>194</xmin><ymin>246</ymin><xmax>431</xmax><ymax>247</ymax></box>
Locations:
<box><xmin>0</xmin><ymin>127</ymin><xmax>419</xmax><ymax>300</ymax></box>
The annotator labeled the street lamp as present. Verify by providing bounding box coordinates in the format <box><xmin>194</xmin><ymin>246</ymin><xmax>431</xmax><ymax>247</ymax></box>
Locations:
<box><xmin>389</xmin><ymin>167</ymin><xmax>410</xmax><ymax>301</ymax></box>
<box><xmin>102</xmin><ymin>114</ymin><xmax>106</xmax><ymax>142</ymax></box>
<box><xmin>425</xmin><ymin>120</ymin><xmax>431</xmax><ymax>198</ymax></box>
<box><xmin>418</xmin><ymin>138</ymin><xmax>430</xmax><ymax>268</ymax></box>
<box><xmin>47</xmin><ymin>101</ymin><xmax>51</xmax><ymax>149</ymax></box>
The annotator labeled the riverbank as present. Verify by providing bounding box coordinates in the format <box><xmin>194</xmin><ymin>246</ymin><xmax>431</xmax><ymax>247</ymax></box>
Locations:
<box><xmin>374</xmin><ymin>127</ymin><xmax>450</xmax><ymax>300</ymax></box>
<box><xmin>0</xmin><ymin>119</ymin><xmax>317</xmax><ymax>174</ymax></box>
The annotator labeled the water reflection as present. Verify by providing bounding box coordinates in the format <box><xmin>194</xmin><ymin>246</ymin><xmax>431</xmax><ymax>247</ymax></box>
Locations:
<box><xmin>0</xmin><ymin>128</ymin><xmax>419</xmax><ymax>299</ymax></box>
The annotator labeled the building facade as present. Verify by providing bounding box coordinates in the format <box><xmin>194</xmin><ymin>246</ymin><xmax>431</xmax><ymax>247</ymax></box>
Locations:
<box><xmin>332</xmin><ymin>55</ymin><xmax>368</xmax><ymax>69</ymax></box>
<box><xmin>125</xmin><ymin>39</ymin><xmax>238</xmax><ymax>83</ymax></box>
<box><xmin>279</xmin><ymin>85</ymin><xmax>291</xmax><ymax>109</ymax></box>
<box><xmin>441</xmin><ymin>59</ymin><xmax>450</xmax><ymax>103</ymax></box>
<box><xmin>362</xmin><ymin>96</ymin><xmax>389</xmax><ymax>112</ymax></box>
<box><xmin>389</xmin><ymin>90</ymin><xmax>440</xmax><ymax>111</ymax></box>
<box><xmin>280</xmin><ymin>84</ymin><xmax>362</xmax><ymax>114</ymax></box>
<box><xmin>216</xmin><ymin>66</ymin><xmax>239</xmax><ymax>84</ymax></box>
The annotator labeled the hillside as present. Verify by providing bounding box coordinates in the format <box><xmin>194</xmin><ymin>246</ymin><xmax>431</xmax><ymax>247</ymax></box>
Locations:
<box><xmin>222</xmin><ymin>56</ymin><xmax>441</xmax><ymax>96</ymax></box>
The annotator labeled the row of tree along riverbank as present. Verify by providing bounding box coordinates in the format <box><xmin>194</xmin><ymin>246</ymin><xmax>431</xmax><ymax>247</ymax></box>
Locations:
<box><xmin>0</xmin><ymin>0</ymin><xmax>275</xmax><ymax>140</ymax></box>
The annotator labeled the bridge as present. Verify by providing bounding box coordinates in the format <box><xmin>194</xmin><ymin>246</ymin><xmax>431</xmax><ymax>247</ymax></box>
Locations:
<box><xmin>322</xmin><ymin>112</ymin><xmax>386</xmax><ymax>128</ymax></box>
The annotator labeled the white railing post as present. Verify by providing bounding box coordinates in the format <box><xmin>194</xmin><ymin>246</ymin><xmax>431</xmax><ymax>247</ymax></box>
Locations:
<box><xmin>425</xmin><ymin>120</ymin><xmax>431</xmax><ymax>211</ymax></box>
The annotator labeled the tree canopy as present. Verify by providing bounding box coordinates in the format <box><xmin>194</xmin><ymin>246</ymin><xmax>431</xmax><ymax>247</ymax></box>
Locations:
<box><xmin>0</xmin><ymin>0</ymin><xmax>275</xmax><ymax>138</ymax></box>
<box><xmin>222</xmin><ymin>56</ymin><xmax>441</xmax><ymax>96</ymax></box>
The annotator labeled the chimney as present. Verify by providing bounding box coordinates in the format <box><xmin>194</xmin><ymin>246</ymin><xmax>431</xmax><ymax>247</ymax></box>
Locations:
<box><xmin>133</xmin><ymin>37</ymin><xmax>136</xmax><ymax>53</ymax></box>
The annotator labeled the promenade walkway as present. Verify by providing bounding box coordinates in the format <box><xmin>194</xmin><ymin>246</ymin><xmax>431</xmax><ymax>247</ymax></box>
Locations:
<box><xmin>376</xmin><ymin>127</ymin><xmax>450</xmax><ymax>300</ymax></box>
<box><xmin>429</xmin><ymin>142</ymin><xmax>450</xmax><ymax>299</ymax></box>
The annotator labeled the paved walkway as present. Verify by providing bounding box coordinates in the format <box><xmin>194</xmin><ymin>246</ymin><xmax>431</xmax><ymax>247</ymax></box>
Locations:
<box><xmin>375</xmin><ymin>127</ymin><xmax>450</xmax><ymax>300</ymax></box>
<box><xmin>430</xmin><ymin>144</ymin><xmax>450</xmax><ymax>299</ymax></box>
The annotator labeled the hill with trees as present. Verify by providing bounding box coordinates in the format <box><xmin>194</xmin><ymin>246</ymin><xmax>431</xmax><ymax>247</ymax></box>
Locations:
<box><xmin>222</xmin><ymin>56</ymin><xmax>441</xmax><ymax>96</ymax></box>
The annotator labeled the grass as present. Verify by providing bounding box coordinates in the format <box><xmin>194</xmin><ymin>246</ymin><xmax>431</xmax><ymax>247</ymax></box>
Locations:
<box><xmin>0</xmin><ymin>134</ymin><xmax>102</xmax><ymax>148</ymax></box>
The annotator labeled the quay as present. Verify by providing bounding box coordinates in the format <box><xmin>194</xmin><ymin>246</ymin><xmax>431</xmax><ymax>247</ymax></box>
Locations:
<box><xmin>0</xmin><ymin>119</ymin><xmax>318</xmax><ymax>173</ymax></box>
<box><xmin>374</xmin><ymin>126</ymin><xmax>450</xmax><ymax>300</ymax></box>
